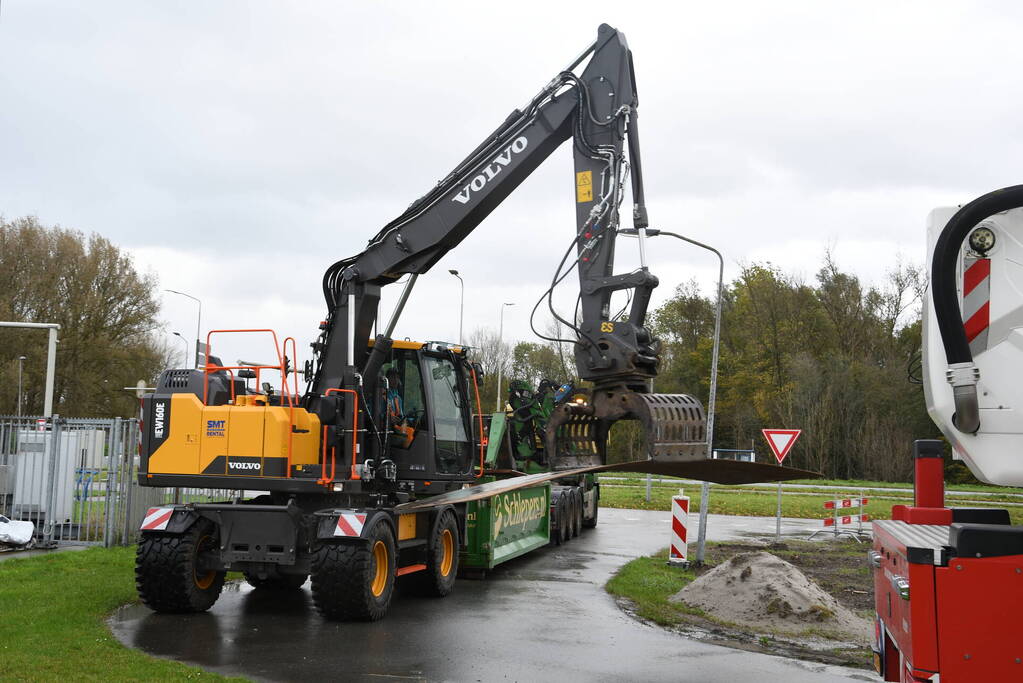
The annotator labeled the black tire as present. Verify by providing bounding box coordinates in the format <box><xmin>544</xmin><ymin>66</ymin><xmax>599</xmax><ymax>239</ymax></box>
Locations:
<box><xmin>407</xmin><ymin>510</ymin><xmax>459</xmax><ymax>597</ymax></box>
<box><xmin>549</xmin><ymin>497</ymin><xmax>563</xmax><ymax>546</ymax></box>
<box><xmin>311</xmin><ymin>519</ymin><xmax>396</xmax><ymax>621</ymax></box>
<box><xmin>558</xmin><ymin>498</ymin><xmax>570</xmax><ymax>544</ymax></box>
<box><xmin>583</xmin><ymin>487</ymin><xmax>599</xmax><ymax>529</ymax></box>
<box><xmin>563</xmin><ymin>493</ymin><xmax>576</xmax><ymax>540</ymax></box>
<box><xmin>571</xmin><ymin>490</ymin><xmax>583</xmax><ymax>538</ymax></box>
<box><xmin>135</xmin><ymin>518</ymin><xmax>225</xmax><ymax>613</ymax></box>
<box><xmin>244</xmin><ymin>572</ymin><xmax>308</xmax><ymax>590</ymax></box>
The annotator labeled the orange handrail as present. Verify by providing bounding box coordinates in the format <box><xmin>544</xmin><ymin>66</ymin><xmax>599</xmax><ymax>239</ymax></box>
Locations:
<box><xmin>470</xmin><ymin>367</ymin><xmax>485</xmax><ymax>478</ymax></box>
<box><xmin>325</xmin><ymin>388</ymin><xmax>360</xmax><ymax>482</ymax></box>
<box><xmin>202</xmin><ymin>328</ymin><xmax>296</xmax><ymax>477</ymax></box>
<box><xmin>283</xmin><ymin>336</ymin><xmax>300</xmax><ymax>477</ymax></box>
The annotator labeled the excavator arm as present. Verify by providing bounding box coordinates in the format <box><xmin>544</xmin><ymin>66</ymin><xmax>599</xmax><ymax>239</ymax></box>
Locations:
<box><xmin>311</xmin><ymin>24</ymin><xmax>656</xmax><ymax>397</ymax></box>
<box><xmin>302</xmin><ymin>24</ymin><xmax>789</xmax><ymax>477</ymax></box>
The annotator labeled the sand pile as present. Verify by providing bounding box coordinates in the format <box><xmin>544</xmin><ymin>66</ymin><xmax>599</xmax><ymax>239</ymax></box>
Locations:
<box><xmin>670</xmin><ymin>551</ymin><xmax>871</xmax><ymax>643</ymax></box>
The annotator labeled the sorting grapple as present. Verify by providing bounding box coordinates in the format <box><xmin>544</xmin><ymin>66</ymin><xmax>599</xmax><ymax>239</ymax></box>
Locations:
<box><xmin>545</xmin><ymin>387</ymin><xmax>707</xmax><ymax>470</ymax></box>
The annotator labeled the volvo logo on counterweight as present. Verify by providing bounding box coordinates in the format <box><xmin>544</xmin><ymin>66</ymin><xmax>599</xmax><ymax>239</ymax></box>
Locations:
<box><xmin>451</xmin><ymin>136</ymin><xmax>528</xmax><ymax>204</ymax></box>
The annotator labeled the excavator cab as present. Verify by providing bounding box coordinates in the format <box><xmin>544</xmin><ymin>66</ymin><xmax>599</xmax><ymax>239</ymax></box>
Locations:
<box><xmin>369</xmin><ymin>341</ymin><xmax>481</xmax><ymax>487</ymax></box>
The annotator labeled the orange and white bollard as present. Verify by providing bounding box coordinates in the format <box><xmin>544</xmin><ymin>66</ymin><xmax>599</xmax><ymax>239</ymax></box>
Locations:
<box><xmin>669</xmin><ymin>489</ymin><xmax>690</xmax><ymax>567</ymax></box>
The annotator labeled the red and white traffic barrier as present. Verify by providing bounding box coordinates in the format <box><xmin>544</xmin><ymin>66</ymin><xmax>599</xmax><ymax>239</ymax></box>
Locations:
<box><xmin>824</xmin><ymin>497</ymin><xmax>869</xmax><ymax>510</ymax></box>
<box><xmin>669</xmin><ymin>491</ymin><xmax>689</xmax><ymax>566</ymax></box>
<box><xmin>810</xmin><ymin>496</ymin><xmax>870</xmax><ymax>540</ymax></box>
<box><xmin>824</xmin><ymin>513</ymin><xmax>869</xmax><ymax>527</ymax></box>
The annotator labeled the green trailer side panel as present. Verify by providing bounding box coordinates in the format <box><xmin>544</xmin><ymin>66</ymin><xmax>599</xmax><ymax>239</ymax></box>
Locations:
<box><xmin>462</xmin><ymin>483</ymin><xmax>550</xmax><ymax>569</ymax></box>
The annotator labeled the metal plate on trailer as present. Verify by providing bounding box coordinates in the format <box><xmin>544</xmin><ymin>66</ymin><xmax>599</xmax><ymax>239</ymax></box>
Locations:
<box><xmin>394</xmin><ymin>458</ymin><xmax>820</xmax><ymax>512</ymax></box>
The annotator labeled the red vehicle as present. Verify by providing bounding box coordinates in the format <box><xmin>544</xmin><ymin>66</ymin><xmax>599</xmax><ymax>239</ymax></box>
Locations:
<box><xmin>872</xmin><ymin>188</ymin><xmax>1023</xmax><ymax>681</ymax></box>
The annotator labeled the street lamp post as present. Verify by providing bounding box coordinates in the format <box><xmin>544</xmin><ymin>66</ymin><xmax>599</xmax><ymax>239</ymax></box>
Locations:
<box><xmin>165</xmin><ymin>289</ymin><xmax>202</xmax><ymax>368</ymax></box>
<box><xmin>172</xmin><ymin>332</ymin><xmax>190</xmax><ymax>369</ymax></box>
<box><xmin>657</xmin><ymin>230</ymin><xmax>723</xmax><ymax>566</ymax></box>
<box><xmin>17</xmin><ymin>355</ymin><xmax>26</xmax><ymax>417</ymax></box>
<box><xmin>495</xmin><ymin>302</ymin><xmax>515</xmax><ymax>412</ymax></box>
<box><xmin>449</xmin><ymin>269</ymin><xmax>464</xmax><ymax>346</ymax></box>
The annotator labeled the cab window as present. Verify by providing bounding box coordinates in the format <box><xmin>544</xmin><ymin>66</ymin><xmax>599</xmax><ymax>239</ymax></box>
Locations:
<box><xmin>424</xmin><ymin>356</ymin><xmax>470</xmax><ymax>474</ymax></box>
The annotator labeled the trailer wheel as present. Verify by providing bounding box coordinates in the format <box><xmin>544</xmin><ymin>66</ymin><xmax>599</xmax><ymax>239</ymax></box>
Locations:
<box><xmin>558</xmin><ymin>498</ymin><xmax>570</xmax><ymax>544</ymax></box>
<box><xmin>244</xmin><ymin>572</ymin><xmax>308</xmax><ymax>590</ymax></box>
<box><xmin>311</xmin><ymin>519</ymin><xmax>396</xmax><ymax>621</ymax></box>
<box><xmin>583</xmin><ymin>487</ymin><xmax>599</xmax><ymax>529</ymax></box>
<box><xmin>408</xmin><ymin>509</ymin><xmax>459</xmax><ymax>597</ymax></box>
<box><xmin>549</xmin><ymin>497</ymin><xmax>563</xmax><ymax>546</ymax></box>
<box><xmin>135</xmin><ymin>518</ymin><xmax>225</xmax><ymax>613</ymax></box>
<box><xmin>571</xmin><ymin>490</ymin><xmax>583</xmax><ymax>538</ymax></box>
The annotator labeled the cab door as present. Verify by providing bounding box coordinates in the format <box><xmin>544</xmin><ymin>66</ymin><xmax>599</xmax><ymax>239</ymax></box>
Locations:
<box><xmin>422</xmin><ymin>354</ymin><xmax>474</xmax><ymax>476</ymax></box>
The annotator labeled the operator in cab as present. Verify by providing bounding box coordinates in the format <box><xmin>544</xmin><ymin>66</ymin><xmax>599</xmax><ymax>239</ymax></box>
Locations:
<box><xmin>385</xmin><ymin>366</ymin><xmax>415</xmax><ymax>447</ymax></box>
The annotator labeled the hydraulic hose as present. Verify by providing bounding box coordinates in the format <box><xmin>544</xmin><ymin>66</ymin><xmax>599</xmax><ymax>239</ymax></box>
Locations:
<box><xmin>931</xmin><ymin>184</ymin><xmax>1023</xmax><ymax>433</ymax></box>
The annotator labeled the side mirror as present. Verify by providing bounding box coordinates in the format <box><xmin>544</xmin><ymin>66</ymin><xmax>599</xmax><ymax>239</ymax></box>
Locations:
<box><xmin>471</xmin><ymin>362</ymin><xmax>485</xmax><ymax>380</ymax></box>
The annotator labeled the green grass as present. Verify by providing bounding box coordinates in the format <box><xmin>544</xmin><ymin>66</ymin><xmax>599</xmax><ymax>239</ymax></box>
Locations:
<box><xmin>599</xmin><ymin>483</ymin><xmax>1023</xmax><ymax>524</ymax></box>
<box><xmin>605</xmin><ymin>471</ymin><xmax>1023</xmax><ymax>494</ymax></box>
<box><xmin>0</xmin><ymin>547</ymin><xmax>245</xmax><ymax>681</ymax></box>
<box><xmin>605</xmin><ymin>548</ymin><xmax>703</xmax><ymax>626</ymax></box>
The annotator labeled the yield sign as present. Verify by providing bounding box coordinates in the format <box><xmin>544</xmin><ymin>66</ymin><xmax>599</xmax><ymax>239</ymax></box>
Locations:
<box><xmin>762</xmin><ymin>429</ymin><xmax>801</xmax><ymax>464</ymax></box>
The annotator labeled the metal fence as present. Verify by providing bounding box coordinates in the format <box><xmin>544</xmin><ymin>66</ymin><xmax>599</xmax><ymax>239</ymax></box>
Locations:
<box><xmin>0</xmin><ymin>415</ymin><xmax>230</xmax><ymax>548</ymax></box>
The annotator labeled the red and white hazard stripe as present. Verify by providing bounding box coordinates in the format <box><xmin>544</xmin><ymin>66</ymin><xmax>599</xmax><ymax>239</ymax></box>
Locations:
<box><xmin>669</xmin><ymin>493</ymin><xmax>689</xmax><ymax>565</ymax></box>
<box><xmin>333</xmin><ymin>512</ymin><xmax>368</xmax><ymax>537</ymax></box>
<box><xmin>140</xmin><ymin>507</ymin><xmax>173</xmax><ymax>531</ymax></box>
<box><xmin>963</xmin><ymin>256</ymin><xmax>990</xmax><ymax>356</ymax></box>
<box><xmin>823</xmin><ymin>513</ymin><xmax>869</xmax><ymax>527</ymax></box>
<box><xmin>824</xmin><ymin>497</ymin><xmax>868</xmax><ymax>509</ymax></box>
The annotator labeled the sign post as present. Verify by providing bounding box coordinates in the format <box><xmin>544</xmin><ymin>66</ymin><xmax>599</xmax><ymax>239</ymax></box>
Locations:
<box><xmin>762</xmin><ymin>429</ymin><xmax>801</xmax><ymax>543</ymax></box>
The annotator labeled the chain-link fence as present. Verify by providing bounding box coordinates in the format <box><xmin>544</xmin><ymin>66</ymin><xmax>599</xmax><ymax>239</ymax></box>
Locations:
<box><xmin>0</xmin><ymin>415</ymin><xmax>230</xmax><ymax>548</ymax></box>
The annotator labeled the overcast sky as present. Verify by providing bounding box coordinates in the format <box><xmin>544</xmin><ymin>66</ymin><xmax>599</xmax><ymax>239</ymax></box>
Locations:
<box><xmin>4</xmin><ymin>2</ymin><xmax>1023</xmax><ymax>368</ymax></box>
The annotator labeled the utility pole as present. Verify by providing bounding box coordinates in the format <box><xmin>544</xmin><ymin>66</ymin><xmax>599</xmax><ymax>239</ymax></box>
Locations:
<box><xmin>495</xmin><ymin>302</ymin><xmax>515</xmax><ymax>411</ymax></box>
<box><xmin>449</xmin><ymin>269</ymin><xmax>464</xmax><ymax>345</ymax></box>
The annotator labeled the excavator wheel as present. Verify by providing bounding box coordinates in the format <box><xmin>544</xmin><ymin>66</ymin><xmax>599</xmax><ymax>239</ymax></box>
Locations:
<box><xmin>311</xmin><ymin>519</ymin><xmax>396</xmax><ymax>621</ymax></box>
<box><xmin>135</xmin><ymin>518</ymin><xmax>225</xmax><ymax>613</ymax></box>
<box><xmin>406</xmin><ymin>509</ymin><xmax>459</xmax><ymax>597</ymax></box>
<box><xmin>244</xmin><ymin>571</ymin><xmax>308</xmax><ymax>591</ymax></box>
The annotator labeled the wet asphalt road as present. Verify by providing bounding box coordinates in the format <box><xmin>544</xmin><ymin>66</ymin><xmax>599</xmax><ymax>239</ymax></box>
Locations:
<box><xmin>109</xmin><ymin>509</ymin><xmax>873</xmax><ymax>682</ymax></box>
